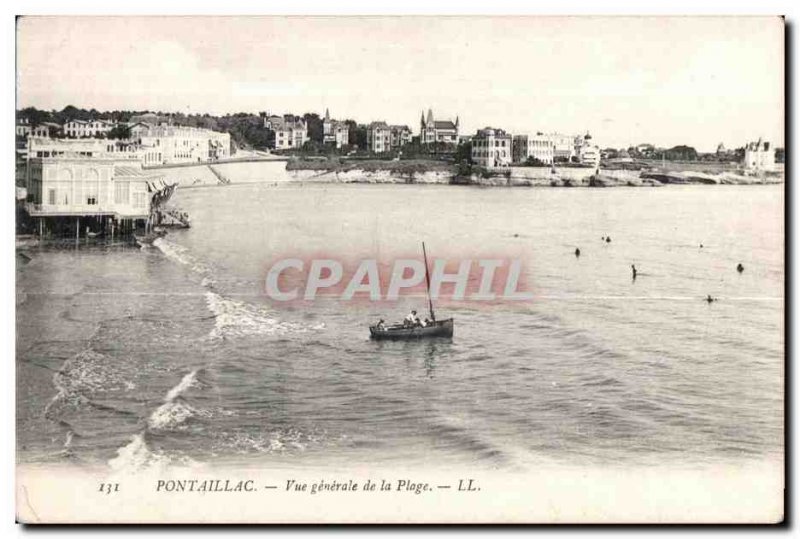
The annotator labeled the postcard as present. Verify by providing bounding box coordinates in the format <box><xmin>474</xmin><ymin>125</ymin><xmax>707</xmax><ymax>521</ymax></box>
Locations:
<box><xmin>14</xmin><ymin>15</ymin><xmax>784</xmax><ymax>524</ymax></box>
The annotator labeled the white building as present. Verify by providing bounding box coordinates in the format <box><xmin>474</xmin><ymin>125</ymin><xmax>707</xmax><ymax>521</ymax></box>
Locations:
<box><xmin>16</xmin><ymin>119</ymin><xmax>32</xmax><ymax>137</ymax></box>
<box><xmin>32</xmin><ymin>122</ymin><xmax>61</xmax><ymax>138</ymax></box>
<box><xmin>471</xmin><ymin>128</ymin><xmax>513</xmax><ymax>168</ymax></box>
<box><xmin>511</xmin><ymin>131</ymin><xmax>599</xmax><ymax>166</ymax></box>
<box><xmin>578</xmin><ymin>144</ymin><xmax>601</xmax><ymax>167</ymax></box>
<box><xmin>27</xmin><ymin>137</ymin><xmax>138</xmax><ymax>160</ymax></box>
<box><xmin>367</xmin><ymin>122</ymin><xmax>392</xmax><ymax>153</ymax></box>
<box><xmin>128</xmin><ymin>122</ymin><xmax>153</xmax><ymax>138</ymax></box>
<box><xmin>550</xmin><ymin>133</ymin><xmax>575</xmax><ymax>162</ymax></box>
<box><xmin>264</xmin><ymin>115</ymin><xmax>308</xmax><ymax>150</ymax></box>
<box><xmin>420</xmin><ymin>109</ymin><xmax>459</xmax><ymax>145</ymax></box>
<box><xmin>573</xmin><ymin>133</ymin><xmax>600</xmax><ymax>167</ymax></box>
<box><xmin>64</xmin><ymin>119</ymin><xmax>115</xmax><ymax>138</ymax></box>
<box><xmin>323</xmin><ymin>109</ymin><xmax>349</xmax><ymax>148</ymax></box>
<box><xmin>25</xmin><ymin>154</ymin><xmax>158</xmax><ymax>222</ymax></box>
<box><xmin>129</xmin><ymin>124</ymin><xmax>231</xmax><ymax>166</ymax></box>
<box><xmin>29</xmin><ymin>124</ymin><xmax>231</xmax><ymax>167</ymax></box>
<box><xmin>390</xmin><ymin>125</ymin><xmax>412</xmax><ymax>149</ymax></box>
<box><xmin>743</xmin><ymin>138</ymin><xmax>775</xmax><ymax>172</ymax></box>
<box><xmin>512</xmin><ymin>134</ymin><xmax>554</xmax><ymax>164</ymax></box>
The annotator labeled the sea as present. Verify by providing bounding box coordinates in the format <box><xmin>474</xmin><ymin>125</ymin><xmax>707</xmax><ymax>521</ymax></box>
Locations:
<box><xmin>16</xmin><ymin>171</ymin><xmax>784</xmax><ymax>474</ymax></box>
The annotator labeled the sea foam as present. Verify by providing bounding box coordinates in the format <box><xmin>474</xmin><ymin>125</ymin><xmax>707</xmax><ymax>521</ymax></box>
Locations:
<box><xmin>146</xmin><ymin>369</ymin><xmax>208</xmax><ymax>431</ymax></box>
<box><xmin>204</xmin><ymin>291</ymin><xmax>323</xmax><ymax>340</ymax></box>
<box><xmin>153</xmin><ymin>237</ymin><xmax>211</xmax><ymax>277</ymax></box>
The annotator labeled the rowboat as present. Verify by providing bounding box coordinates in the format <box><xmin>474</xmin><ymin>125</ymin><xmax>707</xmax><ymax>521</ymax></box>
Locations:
<box><xmin>368</xmin><ymin>241</ymin><xmax>454</xmax><ymax>341</ymax></box>
<box><xmin>369</xmin><ymin>318</ymin><xmax>454</xmax><ymax>340</ymax></box>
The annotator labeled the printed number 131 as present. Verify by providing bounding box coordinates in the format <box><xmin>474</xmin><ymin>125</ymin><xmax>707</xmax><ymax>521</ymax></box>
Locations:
<box><xmin>99</xmin><ymin>482</ymin><xmax>120</xmax><ymax>494</ymax></box>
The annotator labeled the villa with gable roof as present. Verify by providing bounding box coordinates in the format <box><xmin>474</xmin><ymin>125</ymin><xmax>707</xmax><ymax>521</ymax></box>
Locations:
<box><xmin>419</xmin><ymin>108</ymin><xmax>459</xmax><ymax>146</ymax></box>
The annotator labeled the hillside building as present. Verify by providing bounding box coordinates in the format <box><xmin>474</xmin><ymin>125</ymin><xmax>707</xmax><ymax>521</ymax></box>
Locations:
<box><xmin>471</xmin><ymin>128</ymin><xmax>513</xmax><ymax>168</ymax></box>
<box><xmin>322</xmin><ymin>109</ymin><xmax>350</xmax><ymax>148</ymax></box>
<box><xmin>420</xmin><ymin>109</ymin><xmax>459</xmax><ymax>146</ymax></box>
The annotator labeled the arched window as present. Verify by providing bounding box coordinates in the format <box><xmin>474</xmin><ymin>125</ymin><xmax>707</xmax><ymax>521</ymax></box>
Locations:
<box><xmin>85</xmin><ymin>168</ymin><xmax>100</xmax><ymax>205</ymax></box>
<box><xmin>58</xmin><ymin>168</ymin><xmax>73</xmax><ymax>205</ymax></box>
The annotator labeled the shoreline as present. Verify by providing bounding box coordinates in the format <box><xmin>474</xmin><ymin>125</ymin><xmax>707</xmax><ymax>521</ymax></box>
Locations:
<box><xmin>154</xmin><ymin>159</ymin><xmax>783</xmax><ymax>189</ymax></box>
<box><xmin>283</xmin><ymin>162</ymin><xmax>783</xmax><ymax>188</ymax></box>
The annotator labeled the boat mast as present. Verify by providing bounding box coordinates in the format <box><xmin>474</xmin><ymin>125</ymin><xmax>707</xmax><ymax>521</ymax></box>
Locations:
<box><xmin>422</xmin><ymin>241</ymin><xmax>436</xmax><ymax>322</ymax></box>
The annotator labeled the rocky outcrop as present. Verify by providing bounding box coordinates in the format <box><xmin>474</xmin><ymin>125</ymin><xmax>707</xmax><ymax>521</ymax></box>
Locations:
<box><xmin>155</xmin><ymin>160</ymin><xmax>784</xmax><ymax>188</ymax></box>
<box><xmin>286</xmin><ymin>169</ymin><xmax>454</xmax><ymax>184</ymax></box>
<box><xmin>639</xmin><ymin>170</ymin><xmax>781</xmax><ymax>185</ymax></box>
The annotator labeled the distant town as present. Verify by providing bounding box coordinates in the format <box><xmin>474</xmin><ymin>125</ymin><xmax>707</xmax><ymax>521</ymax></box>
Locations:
<box><xmin>16</xmin><ymin>105</ymin><xmax>785</xmax><ymax>169</ymax></box>
<box><xmin>14</xmin><ymin>104</ymin><xmax>785</xmax><ymax>241</ymax></box>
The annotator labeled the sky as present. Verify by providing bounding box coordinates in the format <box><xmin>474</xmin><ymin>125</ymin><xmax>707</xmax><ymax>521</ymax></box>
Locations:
<box><xmin>16</xmin><ymin>16</ymin><xmax>784</xmax><ymax>152</ymax></box>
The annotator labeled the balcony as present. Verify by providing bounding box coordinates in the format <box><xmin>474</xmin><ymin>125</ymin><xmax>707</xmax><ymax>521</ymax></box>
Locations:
<box><xmin>25</xmin><ymin>201</ymin><xmax>149</xmax><ymax>219</ymax></box>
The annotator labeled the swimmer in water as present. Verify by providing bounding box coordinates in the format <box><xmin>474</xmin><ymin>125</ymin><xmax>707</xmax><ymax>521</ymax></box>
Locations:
<box><xmin>631</xmin><ymin>264</ymin><xmax>637</xmax><ymax>280</ymax></box>
<box><xmin>575</xmin><ymin>247</ymin><xmax>581</xmax><ymax>258</ymax></box>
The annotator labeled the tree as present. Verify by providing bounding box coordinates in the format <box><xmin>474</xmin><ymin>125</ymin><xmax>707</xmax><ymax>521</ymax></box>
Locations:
<box><xmin>345</xmin><ymin>120</ymin><xmax>359</xmax><ymax>149</ymax></box>
<box><xmin>524</xmin><ymin>156</ymin><xmax>546</xmax><ymax>167</ymax></box>
<box><xmin>354</xmin><ymin>124</ymin><xmax>368</xmax><ymax>150</ymax></box>
<box><xmin>665</xmin><ymin>145</ymin><xmax>698</xmax><ymax>161</ymax></box>
<box><xmin>303</xmin><ymin>113</ymin><xmax>323</xmax><ymax>143</ymax></box>
<box><xmin>57</xmin><ymin>105</ymin><xmax>92</xmax><ymax>123</ymax></box>
<box><xmin>455</xmin><ymin>141</ymin><xmax>472</xmax><ymax>163</ymax></box>
<box><xmin>106</xmin><ymin>124</ymin><xmax>131</xmax><ymax>140</ymax></box>
<box><xmin>301</xmin><ymin>140</ymin><xmax>327</xmax><ymax>155</ymax></box>
<box><xmin>17</xmin><ymin>107</ymin><xmax>51</xmax><ymax>126</ymax></box>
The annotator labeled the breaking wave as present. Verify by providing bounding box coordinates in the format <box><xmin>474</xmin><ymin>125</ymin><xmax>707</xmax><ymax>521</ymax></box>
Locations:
<box><xmin>109</xmin><ymin>369</ymin><xmax>205</xmax><ymax>473</ymax></box>
<box><xmin>108</xmin><ymin>433</ymin><xmax>175</xmax><ymax>474</ymax></box>
<box><xmin>205</xmin><ymin>291</ymin><xmax>324</xmax><ymax>340</ymax></box>
<box><xmin>153</xmin><ymin>237</ymin><xmax>324</xmax><ymax>340</ymax></box>
<box><xmin>147</xmin><ymin>370</ymin><xmax>208</xmax><ymax>431</ymax></box>
<box><xmin>45</xmin><ymin>349</ymin><xmax>115</xmax><ymax>419</ymax></box>
<box><xmin>152</xmin><ymin>237</ymin><xmax>211</xmax><ymax>280</ymax></box>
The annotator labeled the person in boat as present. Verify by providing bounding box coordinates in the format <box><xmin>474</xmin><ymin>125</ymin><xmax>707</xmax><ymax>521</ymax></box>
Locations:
<box><xmin>376</xmin><ymin>319</ymin><xmax>386</xmax><ymax>330</ymax></box>
<box><xmin>404</xmin><ymin>310</ymin><xmax>418</xmax><ymax>327</ymax></box>
<box><xmin>631</xmin><ymin>264</ymin><xmax>637</xmax><ymax>280</ymax></box>
<box><xmin>422</xmin><ymin>318</ymin><xmax>430</xmax><ymax>328</ymax></box>
<box><xmin>737</xmin><ymin>263</ymin><xmax>744</xmax><ymax>273</ymax></box>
